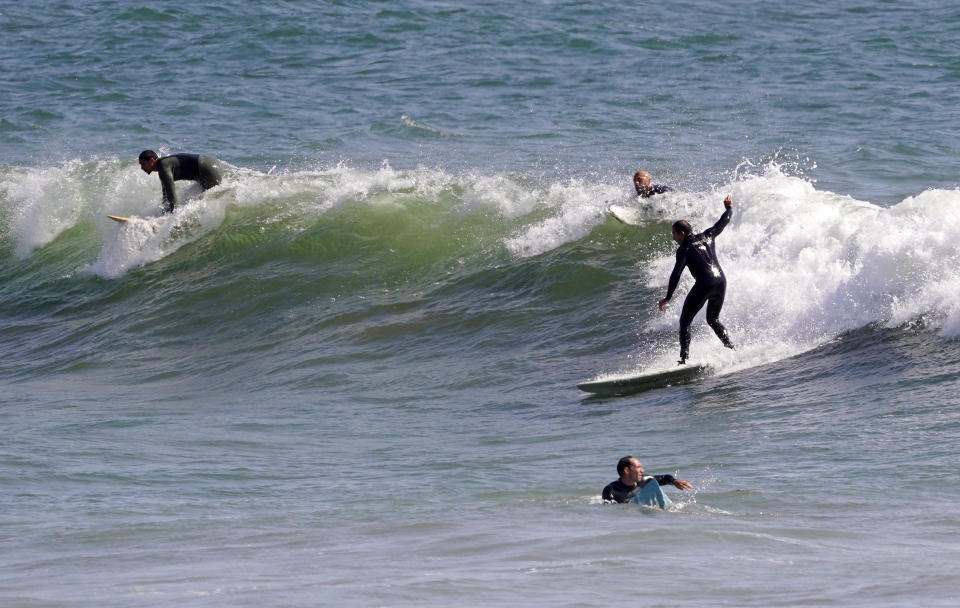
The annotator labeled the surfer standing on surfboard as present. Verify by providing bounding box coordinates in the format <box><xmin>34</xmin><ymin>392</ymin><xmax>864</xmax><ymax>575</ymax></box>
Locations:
<box><xmin>658</xmin><ymin>195</ymin><xmax>736</xmax><ymax>364</ymax></box>
<box><xmin>633</xmin><ymin>170</ymin><xmax>671</xmax><ymax>198</ymax></box>
<box><xmin>138</xmin><ymin>150</ymin><xmax>224</xmax><ymax>214</ymax></box>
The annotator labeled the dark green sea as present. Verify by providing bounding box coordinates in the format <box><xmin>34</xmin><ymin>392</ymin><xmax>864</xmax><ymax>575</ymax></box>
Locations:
<box><xmin>2</xmin><ymin>1</ymin><xmax>960</xmax><ymax>606</ymax></box>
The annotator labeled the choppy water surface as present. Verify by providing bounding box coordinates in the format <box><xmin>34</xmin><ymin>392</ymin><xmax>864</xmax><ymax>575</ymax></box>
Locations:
<box><xmin>2</xmin><ymin>2</ymin><xmax>960</xmax><ymax>606</ymax></box>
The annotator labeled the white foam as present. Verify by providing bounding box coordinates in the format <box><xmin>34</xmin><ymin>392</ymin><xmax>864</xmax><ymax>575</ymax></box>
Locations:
<box><xmin>88</xmin><ymin>198</ymin><xmax>226</xmax><ymax>279</ymax></box>
<box><xmin>462</xmin><ymin>173</ymin><xmax>542</xmax><ymax>219</ymax></box>
<box><xmin>642</xmin><ymin>164</ymin><xmax>960</xmax><ymax>367</ymax></box>
<box><xmin>2</xmin><ymin>157</ymin><xmax>173</xmax><ymax>257</ymax></box>
<box><xmin>503</xmin><ymin>179</ymin><xmax>623</xmax><ymax>257</ymax></box>
<box><xmin>4</xmin><ymin>160</ymin><xmax>90</xmax><ymax>257</ymax></box>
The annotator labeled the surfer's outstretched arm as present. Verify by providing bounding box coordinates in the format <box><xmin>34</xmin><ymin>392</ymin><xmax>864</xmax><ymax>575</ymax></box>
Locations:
<box><xmin>659</xmin><ymin>247</ymin><xmax>687</xmax><ymax>311</ymax></box>
<box><xmin>704</xmin><ymin>195</ymin><xmax>733</xmax><ymax>238</ymax></box>
<box><xmin>654</xmin><ymin>474</ymin><xmax>693</xmax><ymax>489</ymax></box>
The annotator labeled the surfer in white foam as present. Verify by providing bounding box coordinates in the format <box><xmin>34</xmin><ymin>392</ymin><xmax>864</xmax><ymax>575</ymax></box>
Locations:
<box><xmin>602</xmin><ymin>456</ymin><xmax>692</xmax><ymax>504</ymax></box>
<box><xmin>659</xmin><ymin>195</ymin><xmax>736</xmax><ymax>364</ymax></box>
<box><xmin>139</xmin><ymin>149</ymin><xmax>224</xmax><ymax>214</ymax></box>
<box><xmin>633</xmin><ymin>170</ymin><xmax>671</xmax><ymax>198</ymax></box>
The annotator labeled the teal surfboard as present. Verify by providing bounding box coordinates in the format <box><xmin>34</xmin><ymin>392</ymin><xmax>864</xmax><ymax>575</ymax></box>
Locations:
<box><xmin>578</xmin><ymin>363</ymin><xmax>712</xmax><ymax>397</ymax></box>
<box><xmin>629</xmin><ymin>478</ymin><xmax>672</xmax><ymax>509</ymax></box>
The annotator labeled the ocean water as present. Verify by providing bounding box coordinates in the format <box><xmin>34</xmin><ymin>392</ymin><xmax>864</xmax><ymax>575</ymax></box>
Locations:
<box><xmin>2</xmin><ymin>1</ymin><xmax>960</xmax><ymax>606</ymax></box>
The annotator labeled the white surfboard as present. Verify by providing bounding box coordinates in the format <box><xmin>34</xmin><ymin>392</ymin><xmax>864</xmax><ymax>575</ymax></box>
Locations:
<box><xmin>609</xmin><ymin>204</ymin><xmax>642</xmax><ymax>226</ymax></box>
<box><xmin>578</xmin><ymin>363</ymin><xmax>713</xmax><ymax>397</ymax></box>
<box><xmin>107</xmin><ymin>214</ymin><xmax>131</xmax><ymax>223</ymax></box>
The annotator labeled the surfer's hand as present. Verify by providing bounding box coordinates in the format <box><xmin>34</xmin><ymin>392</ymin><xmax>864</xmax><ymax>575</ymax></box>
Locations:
<box><xmin>658</xmin><ymin>298</ymin><xmax>670</xmax><ymax>311</ymax></box>
<box><xmin>673</xmin><ymin>479</ymin><xmax>693</xmax><ymax>490</ymax></box>
<box><xmin>723</xmin><ymin>195</ymin><xmax>733</xmax><ymax>209</ymax></box>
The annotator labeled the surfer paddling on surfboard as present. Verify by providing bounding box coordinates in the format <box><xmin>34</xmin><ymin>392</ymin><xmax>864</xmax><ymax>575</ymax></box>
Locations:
<box><xmin>610</xmin><ymin>170</ymin><xmax>671</xmax><ymax>226</ymax></box>
<box><xmin>633</xmin><ymin>170</ymin><xmax>671</xmax><ymax>198</ymax></box>
<box><xmin>602</xmin><ymin>456</ymin><xmax>692</xmax><ymax>507</ymax></box>
<box><xmin>138</xmin><ymin>150</ymin><xmax>224</xmax><ymax>214</ymax></box>
<box><xmin>658</xmin><ymin>195</ymin><xmax>736</xmax><ymax>365</ymax></box>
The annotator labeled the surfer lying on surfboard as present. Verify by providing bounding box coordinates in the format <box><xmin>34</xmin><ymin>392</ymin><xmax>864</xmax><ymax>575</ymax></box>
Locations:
<box><xmin>139</xmin><ymin>150</ymin><xmax>224</xmax><ymax>214</ymax></box>
<box><xmin>602</xmin><ymin>456</ymin><xmax>692</xmax><ymax>507</ymax></box>
<box><xmin>633</xmin><ymin>169</ymin><xmax>671</xmax><ymax>198</ymax></box>
<box><xmin>658</xmin><ymin>195</ymin><xmax>736</xmax><ymax>365</ymax></box>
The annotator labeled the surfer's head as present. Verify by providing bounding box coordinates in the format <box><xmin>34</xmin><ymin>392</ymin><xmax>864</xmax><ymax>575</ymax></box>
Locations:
<box><xmin>617</xmin><ymin>456</ymin><xmax>641</xmax><ymax>476</ymax></box>
<box><xmin>672</xmin><ymin>220</ymin><xmax>692</xmax><ymax>244</ymax></box>
<box><xmin>138</xmin><ymin>150</ymin><xmax>159</xmax><ymax>174</ymax></box>
<box><xmin>617</xmin><ymin>456</ymin><xmax>644</xmax><ymax>483</ymax></box>
<box><xmin>633</xmin><ymin>170</ymin><xmax>652</xmax><ymax>195</ymax></box>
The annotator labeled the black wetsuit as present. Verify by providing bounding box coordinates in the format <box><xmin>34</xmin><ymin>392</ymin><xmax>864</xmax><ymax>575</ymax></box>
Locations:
<box><xmin>639</xmin><ymin>184</ymin><xmax>671</xmax><ymax>198</ymax></box>
<box><xmin>602</xmin><ymin>476</ymin><xmax>678</xmax><ymax>503</ymax></box>
<box><xmin>664</xmin><ymin>207</ymin><xmax>734</xmax><ymax>362</ymax></box>
<box><xmin>156</xmin><ymin>154</ymin><xmax>223</xmax><ymax>213</ymax></box>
